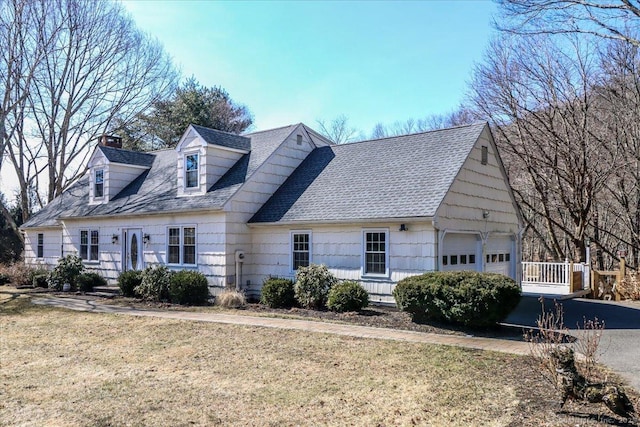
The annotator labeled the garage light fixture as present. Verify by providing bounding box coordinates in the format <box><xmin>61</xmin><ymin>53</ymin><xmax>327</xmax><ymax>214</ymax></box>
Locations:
<box><xmin>399</xmin><ymin>224</ymin><xmax>408</xmax><ymax>232</ymax></box>
<box><xmin>482</xmin><ymin>211</ymin><xmax>490</xmax><ymax>219</ymax></box>
<box><xmin>112</xmin><ymin>234</ymin><xmax>119</xmax><ymax>244</ymax></box>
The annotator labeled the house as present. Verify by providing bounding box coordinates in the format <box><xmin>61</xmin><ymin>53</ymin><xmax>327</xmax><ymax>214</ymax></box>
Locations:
<box><xmin>20</xmin><ymin>122</ymin><xmax>522</xmax><ymax>303</ymax></box>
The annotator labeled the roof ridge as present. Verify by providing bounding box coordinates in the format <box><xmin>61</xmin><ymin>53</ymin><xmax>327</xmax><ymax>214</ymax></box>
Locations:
<box><xmin>243</xmin><ymin>124</ymin><xmax>297</xmax><ymax>136</ymax></box>
<box><xmin>335</xmin><ymin>121</ymin><xmax>486</xmax><ymax>147</ymax></box>
<box><xmin>191</xmin><ymin>123</ymin><xmax>251</xmax><ymax>139</ymax></box>
<box><xmin>99</xmin><ymin>145</ymin><xmax>155</xmax><ymax>156</ymax></box>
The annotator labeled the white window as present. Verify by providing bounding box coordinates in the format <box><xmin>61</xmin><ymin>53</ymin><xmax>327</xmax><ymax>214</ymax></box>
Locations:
<box><xmin>363</xmin><ymin>229</ymin><xmax>389</xmax><ymax>276</ymax></box>
<box><xmin>94</xmin><ymin>169</ymin><xmax>104</xmax><ymax>198</ymax></box>
<box><xmin>167</xmin><ymin>226</ymin><xmax>196</xmax><ymax>265</ymax></box>
<box><xmin>185</xmin><ymin>154</ymin><xmax>199</xmax><ymax>188</ymax></box>
<box><xmin>291</xmin><ymin>231</ymin><xmax>311</xmax><ymax>271</ymax></box>
<box><xmin>37</xmin><ymin>233</ymin><xmax>44</xmax><ymax>258</ymax></box>
<box><xmin>80</xmin><ymin>229</ymin><xmax>99</xmax><ymax>261</ymax></box>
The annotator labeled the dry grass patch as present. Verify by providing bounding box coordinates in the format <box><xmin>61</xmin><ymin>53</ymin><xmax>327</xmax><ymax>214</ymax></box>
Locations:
<box><xmin>0</xmin><ymin>295</ymin><xmax>634</xmax><ymax>426</ymax></box>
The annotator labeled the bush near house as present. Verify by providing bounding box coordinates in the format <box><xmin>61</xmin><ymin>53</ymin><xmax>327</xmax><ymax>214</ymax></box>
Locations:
<box><xmin>0</xmin><ymin>262</ymin><xmax>40</xmax><ymax>288</ymax></box>
<box><xmin>216</xmin><ymin>289</ymin><xmax>246</xmax><ymax>308</ymax></box>
<box><xmin>30</xmin><ymin>267</ymin><xmax>50</xmax><ymax>288</ymax></box>
<box><xmin>77</xmin><ymin>272</ymin><xmax>108</xmax><ymax>292</ymax></box>
<box><xmin>294</xmin><ymin>264</ymin><xmax>338</xmax><ymax>309</ymax></box>
<box><xmin>260</xmin><ymin>277</ymin><xmax>296</xmax><ymax>308</ymax></box>
<box><xmin>169</xmin><ymin>270</ymin><xmax>210</xmax><ymax>305</ymax></box>
<box><xmin>327</xmin><ymin>281</ymin><xmax>369</xmax><ymax>313</ymax></box>
<box><xmin>47</xmin><ymin>255</ymin><xmax>85</xmax><ymax>291</ymax></box>
<box><xmin>118</xmin><ymin>270</ymin><xmax>143</xmax><ymax>297</ymax></box>
<box><xmin>135</xmin><ymin>265</ymin><xmax>173</xmax><ymax>301</ymax></box>
<box><xmin>393</xmin><ymin>271</ymin><xmax>521</xmax><ymax>328</ymax></box>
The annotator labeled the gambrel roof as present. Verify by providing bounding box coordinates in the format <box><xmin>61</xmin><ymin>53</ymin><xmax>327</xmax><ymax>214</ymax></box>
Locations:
<box><xmin>21</xmin><ymin>121</ymin><xmax>490</xmax><ymax>228</ymax></box>
<box><xmin>250</xmin><ymin>122</ymin><xmax>487</xmax><ymax>223</ymax></box>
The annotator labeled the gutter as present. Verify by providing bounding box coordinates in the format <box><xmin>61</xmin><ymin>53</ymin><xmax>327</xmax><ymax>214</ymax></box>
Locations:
<box><xmin>247</xmin><ymin>216</ymin><xmax>434</xmax><ymax>228</ymax></box>
<box><xmin>58</xmin><ymin>206</ymin><xmax>225</xmax><ymax>222</ymax></box>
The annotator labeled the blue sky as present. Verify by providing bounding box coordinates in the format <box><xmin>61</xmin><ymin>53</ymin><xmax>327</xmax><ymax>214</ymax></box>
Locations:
<box><xmin>122</xmin><ymin>0</ymin><xmax>497</xmax><ymax>135</ymax></box>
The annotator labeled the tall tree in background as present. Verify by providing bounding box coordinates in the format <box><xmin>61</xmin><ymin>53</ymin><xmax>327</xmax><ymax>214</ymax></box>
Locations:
<box><xmin>316</xmin><ymin>114</ymin><xmax>357</xmax><ymax>144</ymax></box>
<box><xmin>496</xmin><ymin>0</ymin><xmax>640</xmax><ymax>47</ymax></box>
<box><xmin>1</xmin><ymin>0</ymin><xmax>176</xmax><ymax>231</ymax></box>
<box><xmin>468</xmin><ymin>35</ymin><xmax>615</xmax><ymax>263</ymax></box>
<box><xmin>118</xmin><ymin>78</ymin><xmax>253</xmax><ymax>150</ymax></box>
<box><xmin>0</xmin><ymin>0</ymin><xmax>56</xmax><ymax>235</ymax></box>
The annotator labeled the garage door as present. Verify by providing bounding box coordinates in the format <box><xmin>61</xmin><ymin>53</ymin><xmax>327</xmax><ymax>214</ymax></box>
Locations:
<box><xmin>441</xmin><ymin>233</ymin><xmax>480</xmax><ymax>272</ymax></box>
<box><xmin>485</xmin><ymin>235</ymin><xmax>514</xmax><ymax>278</ymax></box>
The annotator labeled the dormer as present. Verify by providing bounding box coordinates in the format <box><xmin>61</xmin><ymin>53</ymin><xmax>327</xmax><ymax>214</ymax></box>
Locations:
<box><xmin>87</xmin><ymin>136</ymin><xmax>155</xmax><ymax>205</ymax></box>
<box><xmin>176</xmin><ymin>124</ymin><xmax>250</xmax><ymax>197</ymax></box>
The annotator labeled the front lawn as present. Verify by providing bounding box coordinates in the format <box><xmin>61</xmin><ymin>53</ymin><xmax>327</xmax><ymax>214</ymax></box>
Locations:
<box><xmin>0</xmin><ymin>293</ymin><xmax>635</xmax><ymax>426</ymax></box>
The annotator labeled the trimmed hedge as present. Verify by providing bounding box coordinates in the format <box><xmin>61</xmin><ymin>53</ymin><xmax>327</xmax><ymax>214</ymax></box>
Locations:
<box><xmin>118</xmin><ymin>270</ymin><xmax>143</xmax><ymax>297</ymax></box>
<box><xmin>327</xmin><ymin>281</ymin><xmax>369</xmax><ymax>313</ymax></box>
<box><xmin>77</xmin><ymin>272</ymin><xmax>108</xmax><ymax>292</ymax></box>
<box><xmin>393</xmin><ymin>271</ymin><xmax>521</xmax><ymax>328</ymax></box>
<box><xmin>169</xmin><ymin>270</ymin><xmax>210</xmax><ymax>305</ymax></box>
<box><xmin>260</xmin><ymin>277</ymin><xmax>296</xmax><ymax>308</ymax></box>
<box><xmin>294</xmin><ymin>264</ymin><xmax>337</xmax><ymax>309</ymax></box>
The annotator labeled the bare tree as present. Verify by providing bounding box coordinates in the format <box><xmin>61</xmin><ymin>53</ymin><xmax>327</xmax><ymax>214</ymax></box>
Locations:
<box><xmin>496</xmin><ymin>0</ymin><xmax>640</xmax><ymax>48</ymax></box>
<box><xmin>316</xmin><ymin>114</ymin><xmax>357</xmax><ymax>144</ymax></box>
<box><xmin>0</xmin><ymin>0</ymin><xmax>58</xmax><ymax>231</ymax></box>
<box><xmin>469</xmin><ymin>34</ymin><xmax>616</xmax><ymax>262</ymax></box>
<box><xmin>26</xmin><ymin>0</ymin><xmax>177</xmax><ymax>204</ymax></box>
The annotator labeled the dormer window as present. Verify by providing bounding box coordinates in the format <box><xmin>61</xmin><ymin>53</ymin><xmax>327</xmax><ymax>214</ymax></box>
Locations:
<box><xmin>185</xmin><ymin>153</ymin><xmax>199</xmax><ymax>188</ymax></box>
<box><xmin>94</xmin><ymin>169</ymin><xmax>104</xmax><ymax>198</ymax></box>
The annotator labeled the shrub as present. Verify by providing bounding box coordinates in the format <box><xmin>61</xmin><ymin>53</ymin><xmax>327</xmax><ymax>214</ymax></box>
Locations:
<box><xmin>294</xmin><ymin>264</ymin><xmax>338</xmax><ymax>309</ymax></box>
<box><xmin>0</xmin><ymin>272</ymin><xmax>10</xmax><ymax>285</ymax></box>
<box><xmin>118</xmin><ymin>270</ymin><xmax>143</xmax><ymax>297</ymax></box>
<box><xmin>169</xmin><ymin>270</ymin><xmax>210</xmax><ymax>305</ymax></box>
<box><xmin>77</xmin><ymin>272</ymin><xmax>108</xmax><ymax>292</ymax></box>
<box><xmin>29</xmin><ymin>267</ymin><xmax>50</xmax><ymax>288</ymax></box>
<box><xmin>47</xmin><ymin>255</ymin><xmax>85</xmax><ymax>291</ymax></box>
<box><xmin>216</xmin><ymin>289</ymin><xmax>246</xmax><ymax>308</ymax></box>
<box><xmin>327</xmin><ymin>281</ymin><xmax>369</xmax><ymax>313</ymax></box>
<box><xmin>135</xmin><ymin>265</ymin><xmax>172</xmax><ymax>301</ymax></box>
<box><xmin>393</xmin><ymin>271</ymin><xmax>521</xmax><ymax>328</ymax></box>
<box><xmin>0</xmin><ymin>263</ymin><xmax>38</xmax><ymax>287</ymax></box>
<box><xmin>260</xmin><ymin>277</ymin><xmax>296</xmax><ymax>308</ymax></box>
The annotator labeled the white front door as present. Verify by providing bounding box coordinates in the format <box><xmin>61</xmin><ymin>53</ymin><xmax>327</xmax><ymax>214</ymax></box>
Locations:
<box><xmin>123</xmin><ymin>229</ymin><xmax>143</xmax><ymax>271</ymax></box>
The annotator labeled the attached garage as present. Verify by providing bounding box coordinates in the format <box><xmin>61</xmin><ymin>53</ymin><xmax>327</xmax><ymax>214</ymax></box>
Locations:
<box><xmin>485</xmin><ymin>234</ymin><xmax>515</xmax><ymax>278</ymax></box>
<box><xmin>440</xmin><ymin>232</ymin><xmax>517</xmax><ymax>280</ymax></box>
<box><xmin>440</xmin><ymin>233</ymin><xmax>481</xmax><ymax>273</ymax></box>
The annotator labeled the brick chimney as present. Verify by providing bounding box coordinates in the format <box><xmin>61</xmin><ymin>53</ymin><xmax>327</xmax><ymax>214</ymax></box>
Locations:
<box><xmin>98</xmin><ymin>135</ymin><xmax>123</xmax><ymax>149</ymax></box>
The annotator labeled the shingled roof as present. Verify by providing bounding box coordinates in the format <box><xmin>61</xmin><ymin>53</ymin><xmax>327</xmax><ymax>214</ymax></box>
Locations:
<box><xmin>98</xmin><ymin>145</ymin><xmax>155</xmax><ymax>167</ymax></box>
<box><xmin>22</xmin><ymin>124</ymin><xmax>298</xmax><ymax>228</ymax></box>
<box><xmin>191</xmin><ymin>124</ymin><xmax>251</xmax><ymax>151</ymax></box>
<box><xmin>249</xmin><ymin>122</ymin><xmax>487</xmax><ymax>224</ymax></box>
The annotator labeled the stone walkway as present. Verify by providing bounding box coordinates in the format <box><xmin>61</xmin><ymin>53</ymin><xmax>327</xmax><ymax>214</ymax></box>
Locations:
<box><xmin>31</xmin><ymin>295</ymin><xmax>531</xmax><ymax>356</ymax></box>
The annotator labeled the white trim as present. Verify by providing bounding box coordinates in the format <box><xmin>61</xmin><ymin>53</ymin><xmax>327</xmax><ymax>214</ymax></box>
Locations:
<box><xmin>361</xmin><ymin>228</ymin><xmax>390</xmax><ymax>278</ymax></box>
<box><xmin>94</xmin><ymin>169</ymin><xmax>105</xmax><ymax>199</ymax></box>
<box><xmin>79</xmin><ymin>228</ymin><xmax>100</xmax><ymax>262</ymax></box>
<box><xmin>166</xmin><ymin>225</ymin><xmax>198</xmax><ymax>266</ymax></box>
<box><xmin>290</xmin><ymin>230</ymin><xmax>312</xmax><ymax>273</ymax></box>
<box><xmin>183</xmin><ymin>152</ymin><xmax>200</xmax><ymax>190</ymax></box>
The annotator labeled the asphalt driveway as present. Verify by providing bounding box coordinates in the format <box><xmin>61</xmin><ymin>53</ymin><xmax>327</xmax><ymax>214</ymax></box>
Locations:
<box><xmin>505</xmin><ymin>296</ymin><xmax>640</xmax><ymax>392</ymax></box>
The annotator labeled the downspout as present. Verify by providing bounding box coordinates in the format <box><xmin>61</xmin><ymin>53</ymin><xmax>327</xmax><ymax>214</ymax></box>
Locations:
<box><xmin>235</xmin><ymin>250</ymin><xmax>245</xmax><ymax>292</ymax></box>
